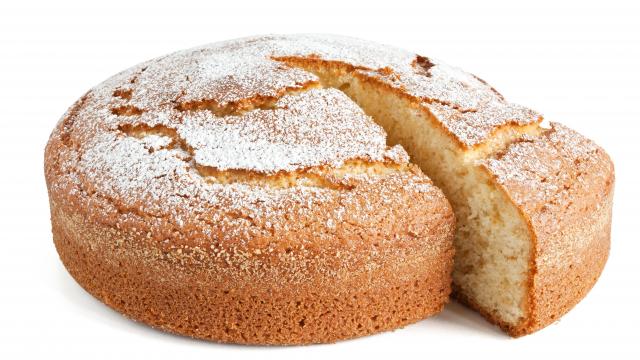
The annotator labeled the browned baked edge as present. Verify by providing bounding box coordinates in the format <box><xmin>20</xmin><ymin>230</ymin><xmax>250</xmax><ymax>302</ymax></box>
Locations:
<box><xmin>479</xmin><ymin>125</ymin><xmax>615</xmax><ymax>337</ymax></box>
<box><xmin>50</xmin><ymin>198</ymin><xmax>455</xmax><ymax>345</ymax></box>
<box><xmin>520</xmin><ymin>173</ymin><xmax>613</xmax><ymax>336</ymax></box>
<box><xmin>454</xmin><ymin>189</ymin><xmax>611</xmax><ymax>337</ymax></box>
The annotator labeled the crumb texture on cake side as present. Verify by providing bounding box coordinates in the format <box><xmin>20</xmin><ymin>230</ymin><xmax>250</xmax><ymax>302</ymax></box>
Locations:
<box><xmin>45</xmin><ymin>34</ymin><xmax>614</xmax><ymax>342</ymax></box>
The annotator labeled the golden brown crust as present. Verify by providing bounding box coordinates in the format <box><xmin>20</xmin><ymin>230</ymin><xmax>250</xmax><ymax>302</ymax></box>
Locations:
<box><xmin>49</xmin><ymin>185</ymin><xmax>455</xmax><ymax>344</ymax></box>
<box><xmin>481</xmin><ymin>123</ymin><xmax>614</xmax><ymax>336</ymax></box>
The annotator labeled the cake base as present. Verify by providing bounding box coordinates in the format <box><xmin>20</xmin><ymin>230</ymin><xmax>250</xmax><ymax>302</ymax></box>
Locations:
<box><xmin>52</xmin><ymin>201</ymin><xmax>454</xmax><ymax>345</ymax></box>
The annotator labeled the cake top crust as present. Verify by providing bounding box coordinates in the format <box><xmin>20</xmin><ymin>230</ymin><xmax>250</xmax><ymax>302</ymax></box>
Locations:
<box><xmin>45</xmin><ymin>34</ymin><xmax>540</xmax><ymax>254</ymax></box>
<box><xmin>94</xmin><ymin>34</ymin><xmax>541</xmax><ymax>153</ymax></box>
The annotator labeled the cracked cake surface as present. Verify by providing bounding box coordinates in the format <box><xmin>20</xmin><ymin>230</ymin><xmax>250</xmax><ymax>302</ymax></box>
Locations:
<box><xmin>47</xmin><ymin>34</ymin><xmax>543</xmax><ymax>234</ymax></box>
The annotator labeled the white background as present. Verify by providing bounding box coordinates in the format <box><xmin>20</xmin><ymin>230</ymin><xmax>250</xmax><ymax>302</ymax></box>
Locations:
<box><xmin>1</xmin><ymin>0</ymin><xmax>638</xmax><ymax>358</ymax></box>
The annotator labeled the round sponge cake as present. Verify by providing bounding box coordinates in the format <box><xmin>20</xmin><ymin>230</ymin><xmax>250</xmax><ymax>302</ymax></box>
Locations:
<box><xmin>45</xmin><ymin>34</ymin><xmax>614</xmax><ymax>343</ymax></box>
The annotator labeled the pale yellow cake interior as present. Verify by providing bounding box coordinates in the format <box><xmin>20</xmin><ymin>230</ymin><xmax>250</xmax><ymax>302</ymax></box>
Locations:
<box><xmin>282</xmin><ymin>62</ymin><xmax>543</xmax><ymax>327</ymax></box>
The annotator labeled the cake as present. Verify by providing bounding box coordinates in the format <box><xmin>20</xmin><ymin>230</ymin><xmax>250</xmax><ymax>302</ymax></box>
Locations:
<box><xmin>45</xmin><ymin>34</ymin><xmax>614</xmax><ymax>343</ymax></box>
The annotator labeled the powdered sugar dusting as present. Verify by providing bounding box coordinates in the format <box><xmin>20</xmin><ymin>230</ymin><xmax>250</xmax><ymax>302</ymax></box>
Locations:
<box><xmin>179</xmin><ymin>88</ymin><xmax>402</xmax><ymax>174</ymax></box>
<box><xmin>96</xmin><ymin>34</ymin><xmax>539</xmax><ymax>147</ymax></box>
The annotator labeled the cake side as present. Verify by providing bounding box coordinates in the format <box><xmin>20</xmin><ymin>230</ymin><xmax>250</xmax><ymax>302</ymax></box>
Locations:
<box><xmin>50</xmin><ymin>195</ymin><xmax>454</xmax><ymax>345</ymax></box>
